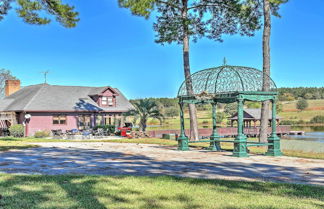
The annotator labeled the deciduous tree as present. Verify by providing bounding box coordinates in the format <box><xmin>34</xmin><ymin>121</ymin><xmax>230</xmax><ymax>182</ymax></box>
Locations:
<box><xmin>0</xmin><ymin>69</ymin><xmax>16</xmax><ymax>98</ymax></box>
<box><xmin>296</xmin><ymin>98</ymin><xmax>308</xmax><ymax>111</ymax></box>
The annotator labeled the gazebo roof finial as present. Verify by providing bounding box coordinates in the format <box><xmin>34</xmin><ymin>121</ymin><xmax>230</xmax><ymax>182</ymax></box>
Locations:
<box><xmin>223</xmin><ymin>57</ymin><xmax>227</xmax><ymax>66</ymax></box>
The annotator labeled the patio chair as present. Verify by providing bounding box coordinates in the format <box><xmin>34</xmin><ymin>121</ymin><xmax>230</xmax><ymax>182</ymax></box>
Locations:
<box><xmin>51</xmin><ymin>129</ymin><xmax>64</xmax><ymax>138</ymax></box>
<box><xmin>82</xmin><ymin>129</ymin><xmax>92</xmax><ymax>139</ymax></box>
<box><xmin>92</xmin><ymin>128</ymin><xmax>104</xmax><ymax>138</ymax></box>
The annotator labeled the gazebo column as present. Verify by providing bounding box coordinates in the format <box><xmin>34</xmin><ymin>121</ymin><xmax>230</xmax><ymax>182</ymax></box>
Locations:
<box><xmin>266</xmin><ymin>98</ymin><xmax>282</xmax><ymax>156</ymax></box>
<box><xmin>178</xmin><ymin>102</ymin><xmax>189</xmax><ymax>151</ymax></box>
<box><xmin>233</xmin><ymin>98</ymin><xmax>248</xmax><ymax>157</ymax></box>
<box><xmin>209</xmin><ymin>102</ymin><xmax>221</xmax><ymax>151</ymax></box>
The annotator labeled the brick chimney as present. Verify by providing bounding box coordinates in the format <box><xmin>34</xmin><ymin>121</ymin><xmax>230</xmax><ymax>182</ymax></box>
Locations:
<box><xmin>5</xmin><ymin>80</ymin><xmax>21</xmax><ymax>97</ymax></box>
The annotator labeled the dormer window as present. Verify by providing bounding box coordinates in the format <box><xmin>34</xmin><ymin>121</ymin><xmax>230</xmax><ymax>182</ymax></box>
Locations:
<box><xmin>101</xmin><ymin>96</ymin><xmax>114</xmax><ymax>106</ymax></box>
<box><xmin>102</xmin><ymin>96</ymin><xmax>108</xmax><ymax>105</ymax></box>
<box><xmin>108</xmin><ymin>97</ymin><xmax>113</xmax><ymax>106</ymax></box>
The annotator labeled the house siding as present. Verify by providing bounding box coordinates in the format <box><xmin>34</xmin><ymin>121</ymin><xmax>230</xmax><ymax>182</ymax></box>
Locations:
<box><xmin>24</xmin><ymin>112</ymin><xmax>123</xmax><ymax>136</ymax></box>
<box><xmin>26</xmin><ymin>112</ymin><xmax>79</xmax><ymax>136</ymax></box>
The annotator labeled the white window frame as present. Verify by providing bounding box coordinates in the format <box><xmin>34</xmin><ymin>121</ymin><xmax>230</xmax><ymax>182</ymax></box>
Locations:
<box><xmin>107</xmin><ymin>97</ymin><xmax>113</xmax><ymax>106</ymax></box>
<box><xmin>102</xmin><ymin>96</ymin><xmax>108</xmax><ymax>105</ymax></box>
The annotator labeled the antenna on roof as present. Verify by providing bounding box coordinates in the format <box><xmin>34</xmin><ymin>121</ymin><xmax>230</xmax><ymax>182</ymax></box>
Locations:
<box><xmin>40</xmin><ymin>71</ymin><xmax>49</xmax><ymax>84</ymax></box>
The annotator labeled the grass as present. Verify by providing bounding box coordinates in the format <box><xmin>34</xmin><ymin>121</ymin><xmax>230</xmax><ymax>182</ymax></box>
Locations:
<box><xmin>0</xmin><ymin>140</ymin><xmax>38</xmax><ymax>151</ymax></box>
<box><xmin>0</xmin><ymin>174</ymin><xmax>323</xmax><ymax>209</ymax></box>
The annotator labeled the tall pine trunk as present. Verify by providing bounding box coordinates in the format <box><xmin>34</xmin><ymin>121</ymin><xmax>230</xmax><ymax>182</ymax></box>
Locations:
<box><xmin>260</xmin><ymin>0</ymin><xmax>271</xmax><ymax>143</ymax></box>
<box><xmin>182</xmin><ymin>0</ymin><xmax>199</xmax><ymax>140</ymax></box>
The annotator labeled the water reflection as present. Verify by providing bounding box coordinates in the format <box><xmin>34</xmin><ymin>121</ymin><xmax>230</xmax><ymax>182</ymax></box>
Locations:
<box><xmin>284</xmin><ymin>126</ymin><xmax>324</xmax><ymax>143</ymax></box>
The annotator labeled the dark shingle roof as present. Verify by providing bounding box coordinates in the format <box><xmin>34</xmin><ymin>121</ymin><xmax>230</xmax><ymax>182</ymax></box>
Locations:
<box><xmin>230</xmin><ymin>108</ymin><xmax>282</xmax><ymax>120</ymax></box>
<box><xmin>0</xmin><ymin>84</ymin><xmax>133</xmax><ymax>112</ymax></box>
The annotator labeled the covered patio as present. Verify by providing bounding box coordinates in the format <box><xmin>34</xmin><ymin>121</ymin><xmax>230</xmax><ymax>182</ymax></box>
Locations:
<box><xmin>229</xmin><ymin>108</ymin><xmax>281</xmax><ymax>127</ymax></box>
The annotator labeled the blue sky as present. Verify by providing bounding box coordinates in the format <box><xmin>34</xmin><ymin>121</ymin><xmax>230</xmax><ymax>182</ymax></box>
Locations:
<box><xmin>0</xmin><ymin>0</ymin><xmax>323</xmax><ymax>99</ymax></box>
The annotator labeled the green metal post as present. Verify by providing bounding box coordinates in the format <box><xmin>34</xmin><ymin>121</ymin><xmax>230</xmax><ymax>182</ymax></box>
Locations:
<box><xmin>266</xmin><ymin>98</ymin><xmax>282</xmax><ymax>156</ymax></box>
<box><xmin>209</xmin><ymin>103</ymin><xmax>221</xmax><ymax>151</ymax></box>
<box><xmin>233</xmin><ymin>98</ymin><xmax>248</xmax><ymax>157</ymax></box>
<box><xmin>178</xmin><ymin>102</ymin><xmax>189</xmax><ymax>151</ymax></box>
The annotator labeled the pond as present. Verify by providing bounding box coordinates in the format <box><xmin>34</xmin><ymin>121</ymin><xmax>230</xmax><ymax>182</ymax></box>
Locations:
<box><xmin>284</xmin><ymin>126</ymin><xmax>324</xmax><ymax>143</ymax></box>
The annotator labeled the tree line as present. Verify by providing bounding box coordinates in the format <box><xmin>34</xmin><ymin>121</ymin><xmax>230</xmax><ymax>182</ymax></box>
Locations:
<box><xmin>278</xmin><ymin>87</ymin><xmax>324</xmax><ymax>101</ymax></box>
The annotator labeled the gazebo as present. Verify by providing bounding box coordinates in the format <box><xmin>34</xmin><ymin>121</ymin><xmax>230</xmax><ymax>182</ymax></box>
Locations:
<box><xmin>177</xmin><ymin>65</ymin><xmax>282</xmax><ymax>157</ymax></box>
<box><xmin>229</xmin><ymin>108</ymin><xmax>282</xmax><ymax>128</ymax></box>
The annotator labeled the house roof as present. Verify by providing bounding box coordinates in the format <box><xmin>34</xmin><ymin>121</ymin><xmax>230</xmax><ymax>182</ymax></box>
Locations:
<box><xmin>230</xmin><ymin>108</ymin><xmax>282</xmax><ymax>120</ymax></box>
<box><xmin>0</xmin><ymin>84</ymin><xmax>133</xmax><ymax>112</ymax></box>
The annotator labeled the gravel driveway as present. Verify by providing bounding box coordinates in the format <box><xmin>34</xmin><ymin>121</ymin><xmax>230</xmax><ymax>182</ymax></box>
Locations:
<box><xmin>0</xmin><ymin>142</ymin><xmax>323</xmax><ymax>186</ymax></box>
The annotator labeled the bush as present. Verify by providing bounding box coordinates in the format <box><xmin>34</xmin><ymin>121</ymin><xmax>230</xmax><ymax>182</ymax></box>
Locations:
<box><xmin>296</xmin><ymin>98</ymin><xmax>308</xmax><ymax>111</ymax></box>
<box><xmin>164</xmin><ymin>107</ymin><xmax>179</xmax><ymax>117</ymax></box>
<box><xmin>216</xmin><ymin>112</ymin><xmax>226</xmax><ymax>123</ymax></box>
<box><xmin>278</xmin><ymin>93</ymin><xmax>295</xmax><ymax>101</ymax></box>
<box><xmin>310</xmin><ymin>116</ymin><xmax>324</xmax><ymax>124</ymax></box>
<box><xmin>9</xmin><ymin>124</ymin><xmax>24</xmax><ymax>137</ymax></box>
<box><xmin>94</xmin><ymin>125</ymin><xmax>115</xmax><ymax>134</ymax></box>
<box><xmin>34</xmin><ymin>130</ymin><xmax>50</xmax><ymax>138</ymax></box>
<box><xmin>296</xmin><ymin>120</ymin><xmax>305</xmax><ymax>125</ymax></box>
<box><xmin>246</xmin><ymin>102</ymin><xmax>261</xmax><ymax>108</ymax></box>
<box><xmin>280</xmin><ymin>120</ymin><xmax>296</xmax><ymax>125</ymax></box>
<box><xmin>224</xmin><ymin>103</ymin><xmax>237</xmax><ymax>116</ymax></box>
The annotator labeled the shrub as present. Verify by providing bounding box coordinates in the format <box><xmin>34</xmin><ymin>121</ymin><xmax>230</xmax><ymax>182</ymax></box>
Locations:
<box><xmin>94</xmin><ymin>125</ymin><xmax>115</xmax><ymax>134</ymax></box>
<box><xmin>280</xmin><ymin>120</ymin><xmax>295</xmax><ymax>125</ymax></box>
<box><xmin>304</xmin><ymin>93</ymin><xmax>313</xmax><ymax>100</ymax></box>
<box><xmin>9</xmin><ymin>124</ymin><xmax>24</xmax><ymax>137</ymax></box>
<box><xmin>246</xmin><ymin>102</ymin><xmax>261</xmax><ymax>108</ymax></box>
<box><xmin>296</xmin><ymin>120</ymin><xmax>305</xmax><ymax>125</ymax></box>
<box><xmin>310</xmin><ymin>116</ymin><xmax>324</xmax><ymax>124</ymax></box>
<box><xmin>296</xmin><ymin>98</ymin><xmax>308</xmax><ymax>111</ymax></box>
<box><xmin>164</xmin><ymin>107</ymin><xmax>179</xmax><ymax>117</ymax></box>
<box><xmin>216</xmin><ymin>112</ymin><xmax>226</xmax><ymax>123</ymax></box>
<box><xmin>224</xmin><ymin>103</ymin><xmax>237</xmax><ymax>116</ymax></box>
<box><xmin>278</xmin><ymin>93</ymin><xmax>295</xmax><ymax>101</ymax></box>
<box><xmin>34</xmin><ymin>130</ymin><xmax>50</xmax><ymax>138</ymax></box>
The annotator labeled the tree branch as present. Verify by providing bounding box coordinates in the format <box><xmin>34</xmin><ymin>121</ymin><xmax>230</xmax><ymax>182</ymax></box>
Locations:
<box><xmin>156</xmin><ymin>0</ymin><xmax>181</xmax><ymax>10</ymax></box>
<box><xmin>188</xmin><ymin>2</ymin><xmax>231</xmax><ymax>11</ymax></box>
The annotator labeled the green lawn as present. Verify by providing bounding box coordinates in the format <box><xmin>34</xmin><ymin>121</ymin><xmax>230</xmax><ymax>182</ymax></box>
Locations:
<box><xmin>0</xmin><ymin>174</ymin><xmax>323</xmax><ymax>209</ymax></box>
<box><xmin>0</xmin><ymin>140</ymin><xmax>39</xmax><ymax>151</ymax></box>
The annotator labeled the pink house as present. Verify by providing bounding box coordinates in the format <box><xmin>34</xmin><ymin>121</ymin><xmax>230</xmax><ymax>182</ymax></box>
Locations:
<box><xmin>0</xmin><ymin>80</ymin><xmax>133</xmax><ymax>136</ymax></box>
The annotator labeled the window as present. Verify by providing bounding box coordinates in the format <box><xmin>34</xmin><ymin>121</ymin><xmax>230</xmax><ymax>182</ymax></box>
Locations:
<box><xmin>78</xmin><ymin>115</ymin><xmax>91</xmax><ymax>130</ymax></box>
<box><xmin>108</xmin><ymin>97</ymin><xmax>113</xmax><ymax>106</ymax></box>
<box><xmin>102</xmin><ymin>96</ymin><xmax>107</xmax><ymax>105</ymax></box>
<box><xmin>53</xmin><ymin>115</ymin><xmax>67</xmax><ymax>125</ymax></box>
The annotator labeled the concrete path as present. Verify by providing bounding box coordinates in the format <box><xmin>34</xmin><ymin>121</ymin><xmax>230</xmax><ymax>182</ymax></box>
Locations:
<box><xmin>0</xmin><ymin>142</ymin><xmax>323</xmax><ymax>186</ymax></box>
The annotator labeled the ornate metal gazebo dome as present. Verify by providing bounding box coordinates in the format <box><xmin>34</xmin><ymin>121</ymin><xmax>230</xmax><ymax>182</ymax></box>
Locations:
<box><xmin>178</xmin><ymin>65</ymin><xmax>277</xmax><ymax>97</ymax></box>
<box><xmin>176</xmin><ymin>64</ymin><xmax>282</xmax><ymax>157</ymax></box>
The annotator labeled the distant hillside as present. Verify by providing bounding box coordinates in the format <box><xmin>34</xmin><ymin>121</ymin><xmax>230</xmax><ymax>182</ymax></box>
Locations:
<box><xmin>278</xmin><ymin>87</ymin><xmax>324</xmax><ymax>101</ymax></box>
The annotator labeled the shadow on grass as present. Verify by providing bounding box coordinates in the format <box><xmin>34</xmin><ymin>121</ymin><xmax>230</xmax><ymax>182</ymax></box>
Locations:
<box><xmin>0</xmin><ymin>145</ymin><xmax>323</xmax><ymax>208</ymax></box>
<box><xmin>0</xmin><ymin>175</ymin><xmax>323</xmax><ymax>209</ymax></box>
